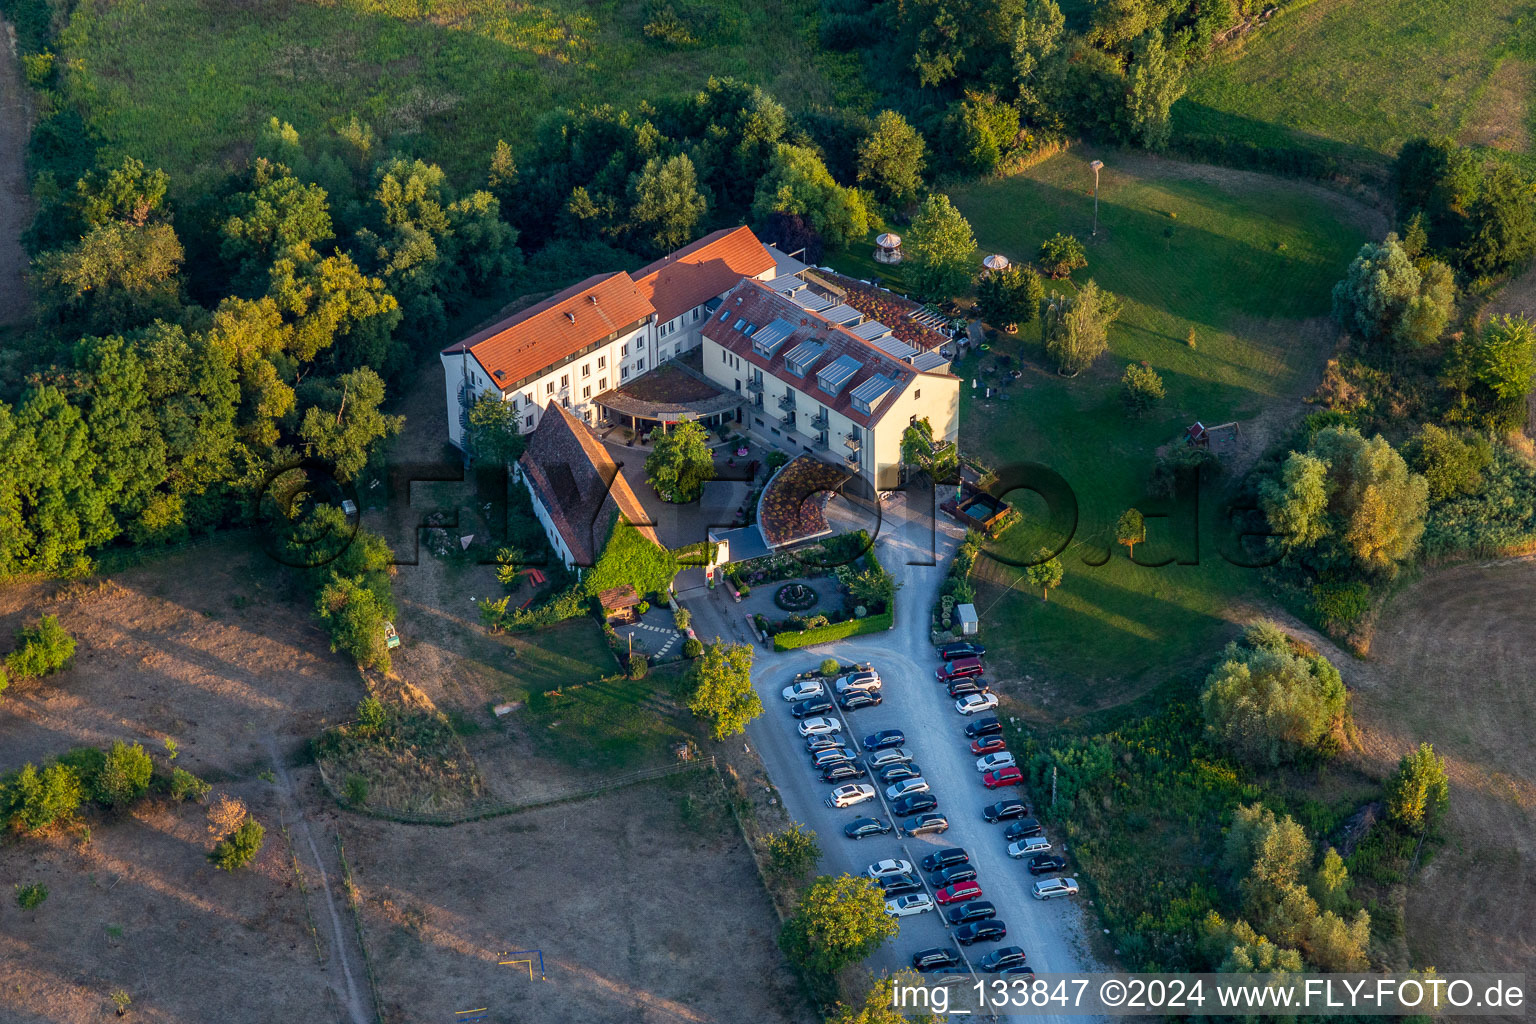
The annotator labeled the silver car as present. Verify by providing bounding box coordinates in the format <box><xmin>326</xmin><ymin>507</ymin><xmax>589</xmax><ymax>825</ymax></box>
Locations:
<box><xmin>885</xmin><ymin>777</ymin><xmax>930</xmax><ymax>801</ymax></box>
<box><xmin>866</xmin><ymin>747</ymin><xmax>914</xmax><ymax>769</ymax></box>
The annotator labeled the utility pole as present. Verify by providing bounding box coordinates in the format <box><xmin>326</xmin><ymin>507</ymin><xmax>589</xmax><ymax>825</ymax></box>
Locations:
<box><xmin>1089</xmin><ymin>159</ymin><xmax>1104</xmax><ymax>237</ymax></box>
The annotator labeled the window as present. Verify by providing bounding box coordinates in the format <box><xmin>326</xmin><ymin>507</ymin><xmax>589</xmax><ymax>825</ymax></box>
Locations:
<box><xmin>582</xmin><ymin>385</ymin><xmax>591</xmax><ymax>399</ymax></box>
<box><xmin>582</xmin><ymin>363</ymin><xmax>590</xmax><ymax>377</ymax></box>
<box><xmin>914</xmin><ymin>389</ymin><xmax>921</xmax><ymax>399</ymax></box>
<box><xmin>693</xmin><ymin>307</ymin><xmax>701</xmax><ymax>322</ymax></box>
<box><xmin>545</xmin><ymin>381</ymin><xmax>555</xmax><ymax>394</ymax></box>
<box><xmin>621</xmin><ymin>366</ymin><xmax>630</xmax><ymax>380</ymax></box>
<box><xmin>598</xmin><ymin>377</ymin><xmax>607</xmax><ymax>390</ymax></box>
<box><xmin>620</xmin><ymin>343</ymin><xmax>628</xmax><ymax>357</ymax></box>
<box><xmin>525</xmin><ymin>415</ymin><xmax>534</xmax><ymax>427</ymax></box>
<box><xmin>910</xmin><ymin>415</ymin><xmax>917</xmax><ymax>426</ymax></box>
<box><xmin>598</xmin><ymin>355</ymin><xmax>606</xmax><ymax>369</ymax></box>
<box><xmin>524</xmin><ymin>391</ymin><xmax>533</xmax><ymax>405</ymax></box>
<box><xmin>635</xmin><ymin>360</ymin><xmax>645</xmax><ymax>373</ymax></box>
<box><xmin>560</xmin><ymin>374</ymin><xmax>569</xmax><ymax>388</ymax></box>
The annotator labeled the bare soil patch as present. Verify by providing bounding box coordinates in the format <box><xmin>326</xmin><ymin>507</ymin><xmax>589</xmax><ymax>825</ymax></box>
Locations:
<box><xmin>1459</xmin><ymin>59</ymin><xmax>1532</xmax><ymax>153</ymax></box>
<box><xmin>1348</xmin><ymin>557</ymin><xmax>1536</xmax><ymax>978</ymax></box>
<box><xmin>340</xmin><ymin>775</ymin><xmax>811</xmax><ymax>1024</ymax></box>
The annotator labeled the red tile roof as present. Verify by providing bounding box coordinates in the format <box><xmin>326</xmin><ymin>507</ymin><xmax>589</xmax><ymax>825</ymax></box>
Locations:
<box><xmin>633</xmin><ymin>226</ymin><xmax>776</xmax><ymax>324</ymax></box>
<box><xmin>705</xmin><ymin>279</ymin><xmax>944</xmax><ymax>429</ymax></box>
<box><xmin>518</xmin><ymin>404</ymin><xmax>660</xmax><ymax>567</ymax></box>
<box><xmin>444</xmin><ymin>272</ymin><xmax>653</xmax><ymax>389</ymax></box>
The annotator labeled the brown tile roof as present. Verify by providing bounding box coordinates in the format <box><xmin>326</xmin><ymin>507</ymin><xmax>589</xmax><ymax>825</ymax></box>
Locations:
<box><xmin>705</xmin><ymin>279</ymin><xmax>939</xmax><ymax>428</ymax></box>
<box><xmin>633</xmin><ymin>226</ymin><xmax>776</xmax><ymax>324</ymax></box>
<box><xmin>444</xmin><ymin>272</ymin><xmax>653</xmax><ymax>389</ymax></box>
<box><xmin>518</xmin><ymin>404</ymin><xmax>660</xmax><ymax>567</ymax></box>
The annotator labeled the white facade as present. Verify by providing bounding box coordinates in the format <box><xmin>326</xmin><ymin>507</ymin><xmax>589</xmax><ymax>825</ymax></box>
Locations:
<box><xmin>512</xmin><ymin>463</ymin><xmax>577</xmax><ymax>571</ymax></box>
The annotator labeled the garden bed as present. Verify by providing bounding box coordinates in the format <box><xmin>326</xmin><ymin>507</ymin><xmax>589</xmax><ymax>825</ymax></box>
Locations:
<box><xmin>756</xmin><ymin>456</ymin><xmax>851</xmax><ymax>548</ymax></box>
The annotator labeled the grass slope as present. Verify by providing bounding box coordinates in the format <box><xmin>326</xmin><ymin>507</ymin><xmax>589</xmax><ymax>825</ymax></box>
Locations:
<box><xmin>56</xmin><ymin>0</ymin><xmax>865</xmax><ymax>190</ymax></box>
<box><xmin>934</xmin><ymin>150</ymin><xmax>1374</xmax><ymax>704</ymax></box>
<box><xmin>1176</xmin><ymin>0</ymin><xmax>1536</xmax><ymax>167</ymax></box>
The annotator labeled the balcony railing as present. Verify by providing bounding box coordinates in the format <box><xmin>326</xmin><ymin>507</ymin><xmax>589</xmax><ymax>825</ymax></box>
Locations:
<box><xmin>843</xmin><ymin>450</ymin><xmax>861</xmax><ymax>469</ymax></box>
<box><xmin>777</xmin><ymin>393</ymin><xmax>796</xmax><ymax>411</ymax></box>
<box><xmin>810</xmin><ymin>412</ymin><xmax>829</xmax><ymax>430</ymax></box>
<box><xmin>746</xmin><ymin>378</ymin><xmax>764</xmax><ymax>393</ymax></box>
<box><xmin>779</xmin><ymin>411</ymin><xmax>797</xmax><ymax>429</ymax></box>
<box><xmin>843</xmin><ymin>433</ymin><xmax>861</xmax><ymax>452</ymax></box>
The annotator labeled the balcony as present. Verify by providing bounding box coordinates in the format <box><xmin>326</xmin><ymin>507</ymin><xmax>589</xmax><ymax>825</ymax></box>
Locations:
<box><xmin>810</xmin><ymin>412</ymin><xmax>829</xmax><ymax>431</ymax></box>
<box><xmin>813</xmin><ymin>433</ymin><xmax>830</xmax><ymax>450</ymax></box>
<box><xmin>843</xmin><ymin>450</ymin><xmax>861</xmax><ymax>469</ymax></box>
<box><xmin>779</xmin><ymin>411</ymin><xmax>797</xmax><ymax>429</ymax></box>
<box><xmin>746</xmin><ymin>378</ymin><xmax>764</xmax><ymax>394</ymax></box>
<box><xmin>777</xmin><ymin>392</ymin><xmax>796</xmax><ymax>411</ymax></box>
<box><xmin>843</xmin><ymin>433</ymin><xmax>861</xmax><ymax>452</ymax></box>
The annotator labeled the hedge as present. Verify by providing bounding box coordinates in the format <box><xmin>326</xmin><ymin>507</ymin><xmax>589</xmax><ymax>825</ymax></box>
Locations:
<box><xmin>773</xmin><ymin>610</ymin><xmax>894</xmax><ymax>651</ymax></box>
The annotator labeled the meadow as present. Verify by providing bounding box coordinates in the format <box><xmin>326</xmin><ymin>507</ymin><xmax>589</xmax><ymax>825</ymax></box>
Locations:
<box><xmin>44</xmin><ymin>0</ymin><xmax>865</xmax><ymax>190</ymax></box>
<box><xmin>1175</xmin><ymin>0</ymin><xmax>1536</xmax><ymax>169</ymax></box>
<box><xmin>929</xmin><ymin>150</ymin><xmax>1378</xmax><ymax>701</ymax></box>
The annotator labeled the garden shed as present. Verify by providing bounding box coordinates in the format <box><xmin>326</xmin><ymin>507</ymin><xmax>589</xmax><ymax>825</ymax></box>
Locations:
<box><xmin>598</xmin><ymin>585</ymin><xmax>643</xmax><ymax>623</ymax></box>
<box><xmin>955</xmin><ymin>603</ymin><xmax>978</xmax><ymax>636</ymax></box>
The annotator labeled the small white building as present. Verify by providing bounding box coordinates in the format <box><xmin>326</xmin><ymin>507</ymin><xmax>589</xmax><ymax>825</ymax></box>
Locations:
<box><xmin>956</xmin><ymin>603</ymin><xmax>978</xmax><ymax>636</ymax></box>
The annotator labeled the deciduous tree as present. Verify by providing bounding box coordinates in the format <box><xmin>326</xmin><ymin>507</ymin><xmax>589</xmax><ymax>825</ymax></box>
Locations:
<box><xmin>1042</xmin><ymin>281</ymin><xmax>1119</xmax><ymax>376</ymax></box>
<box><xmin>1115</xmin><ymin>508</ymin><xmax>1144</xmax><ymax>560</ymax></box>
<box><xmin>1200</xmin><ymin>624</ymin><xmax>1348</xmax><ymax>767</ymax></box>
<box><xmin>1025</xmin><ymin>547</ymin><xmax>1063</xmax><ymax>600</ymax></box>
<box><xmin>778</xmin><ymin>874</ymin><xmax>898</xmax><ymax>976</ymax></box>
<box><xmin>856</xmin><ymin>111</ymin><xmax>927</xmax><ymax>208</ymax></box>
<box><xmin>766</xmin><ymin>823</ymin><xmax>821</xmax><ymax>881</ymax></box>
<box><xmin>686</xmin><ymin>640</ymin><xmax>762</xmax><ymax>740</ymax></box>
<box><xmin>1332</xmin><ymin>234</ymin><xmax>1454</xmax><ymax>348</ymax></box>
<box><xmin>1385</xmin><ymin>741</ymin><xmax>1449</xmax><ymax>832</ymax></box>
<box><xmin>752</xmin><ymin>144</ymin><xmax>870</xmax><ymax>248</ymax></box>
<box><xmin>628</xmin><ymin>153</ymin><xmax>707</xmax><ymax>253</ymax></box>
<box><xmin>975</xmin><ymin>264</ymin><xmax>1043</xmax><ymax>331</ymax></box>
<box><xmin>644</xmin><ymin>420</ymin><xmax>716</xmax><ymax>502</ymax></box>
<box><xmin>907</xmin><ymin>193</ymin><xmax>976</xmax><ymax>302</ymax></box>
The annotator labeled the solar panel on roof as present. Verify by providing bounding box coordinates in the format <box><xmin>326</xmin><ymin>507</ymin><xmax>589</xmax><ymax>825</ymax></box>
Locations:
<box><xmin>869</xmin><ymin>334</ymin><xmax>918</xmax><ymax>361</ymax></box>
<box><xmin>816</xmin><ymin>353</ymin><xmax>862</xmax><ymax>395</ymax></box>
<box><xmin>750</xmin><ymin>317</ymin><xmax>798</xmax><ymax>355</ymax></box>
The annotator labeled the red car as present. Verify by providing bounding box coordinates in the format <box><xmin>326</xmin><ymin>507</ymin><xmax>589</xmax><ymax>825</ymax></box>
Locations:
<box><xmin>934</xmin><ymin>880</ymin><xmax>984</xmax><ymax>905</ymax></box>
<box><xmin>983</xmin><ymin>766</ymin><xmax>1023</xmax><ymax>789</ymax></box>
<box><xmin>971</xmin><ymin>736</ymin><xmax>1007</xmax><ymax>756</ymax></box>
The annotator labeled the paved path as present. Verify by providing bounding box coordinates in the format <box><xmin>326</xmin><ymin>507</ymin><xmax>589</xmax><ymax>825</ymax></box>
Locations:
<box><xmin>682</xmin><ymin>495</ymin><xmax>1102</xmax><ymax>1016</ymax></box>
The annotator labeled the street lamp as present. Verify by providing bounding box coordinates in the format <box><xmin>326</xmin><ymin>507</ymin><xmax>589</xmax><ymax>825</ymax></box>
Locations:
<box><xmin>1089</xmin><ymin>160</ymin><xmax>1104</xmax><ymax>236</ymax></box>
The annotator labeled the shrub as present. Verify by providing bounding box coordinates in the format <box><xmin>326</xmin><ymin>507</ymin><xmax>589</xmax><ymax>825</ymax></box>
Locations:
<box><xmin>1200</xmin><ymin>627</ymin><xmax>1348</xmax><ymax>766</ymax></box>
<box><xmin>765</xmin><ymin>450</ymin><xmax>790</xmax><ymax>471</ymax></box>
<box><xmin>682</xmin><ymin>637</ymin><xmax>703</xmax><ymax>658</ymax></box>
<box><xmin>344</xmin><ymin>774</ymin><xmax>370</xmax><ymax>804</ymax></box>
<box><xmin>3</xmin><ymin>762</ymin><xmax>83</xmax><ymax>832</ymax></box>
<box><xmin>95</xmin><ymin>741</ymin><xmax>153</xmax><ymax>808</ymax></box>
<box><xmin>766</xmin><ymin>824</ymin><xmax>821</xmax><ymax>881</ymax></box>
<box><xmin>356</xmin><ymin>695</ymin><xmax>386</xmax><ymax>735</ymax></box>
<box><xmin>673</xmin><ymin>608</ymin><xmax>691</xmax><ymax>631</ymax></box>
<box><xmin>6</xmin><ymin>615</ymin><xmax>76</xmax><ymax>679</ymax></box>
<box><xmin>636</xmin><ymin>600</ymin><xmax>650</xmax><ymax>615</ymax></box>
<box><xmin>211</xmin><ymin>819</ymin><xmax>266</xmax><ymax>871</ymax></box>
<box><xmin>14</xmin><ymin>882</ymin><xmax>48</xmax><ymax>910</ymax></box>
<box><xmin>1121</xmin><ymin>363</ymin><xmax>1166</xmax><ymax>416</ymax></box>
<box><xmin>1403</xmin><ymin>425</ymin><xmax>1491</xmax><ymax>501</ymax></box>
<box><xmin>819</xmin><ymin>657</ymin><xmax>839</xmax><ymax>676</ymax></box>
<box><xmin>1309</xmin><ymin>580</ymin><xmax>1372</xmax><ymax>631</ymax></box>
<box><xmin>1037</xmin><ymin>233</ymin><xmax>1086</xmax><ymax>278</ymax></box>
<box><xmin>627</xmin><ymin>654</ymin><xmax>649</xmax><ymax>680</ymax></box>
<box><xmin>169</xmin><ymin>768</ymin><xmax>211</xmax><ymax>803</ymax></box>
<box><xmin>206</xmin><ymin>793</ymin><xmax>248</xmax><ymax>840</ymax></box>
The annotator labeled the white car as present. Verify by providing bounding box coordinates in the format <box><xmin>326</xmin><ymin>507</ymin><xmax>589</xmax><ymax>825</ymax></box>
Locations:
<box><xmin>798</xmin><ymin>716</ymin><xmax>842</xmax><ymax>737</ymax></box>
<box><xmin>955</xmin><ymin>692</ymin><xmax>999</xmax><ymax>715</ymax></box>
<box><xmin>826</xmin><ymin>784</ymin><xmax>877</xmax><ymax>809</ymax></box>
<box><xmin>865</xmin><ymin>747</ymin><xmax>913</xmax><ymax>769</ymax></box>
<box><xmin>1008</xmin><ymin>837</ymin><xmax>1052</xmax><ymax>858</ymax></box>
<box><xmin>782</xmin><ymin>679</ymin><xmax>825</xmax><ymax>702</ymax></box>
<box><xmin>835</xmin><ymin>670</ymin><xmax>882</xmax><ymax>694</ymax></box>
<box><xmin>1031</xmin><ymin>876</ymin><xmax>1080</xmax><ymax>900</ymax></box>
<box><xmin>885</xmin><ymin>893</ymin><xmax>937</xmax><ymax>917</ymax></box>
<box><xmin>885</xmin><ymin>778</ymin><xmax>930</xmax><ymax>801</ymax></box>
<box><xmin>866</xmin><ymin>859</ymin><xmax>915</xmax><ymax>879</ymax></box>
<box><xmin>976</xmin><ymin>751</ymin><xmax>1016</xmax><ymax>773</ymax></box>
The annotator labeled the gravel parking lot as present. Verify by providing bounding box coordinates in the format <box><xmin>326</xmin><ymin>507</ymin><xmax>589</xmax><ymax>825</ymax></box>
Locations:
<box><xmin>686</xmin><ymin>499</ymin><xmax>1103</xmax><ymax>1013</ymax></box>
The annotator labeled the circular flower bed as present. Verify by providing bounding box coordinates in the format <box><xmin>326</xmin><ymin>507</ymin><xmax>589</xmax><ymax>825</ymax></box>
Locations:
<box><xmin>774</xmin><ymin>582</ymin><xmax>820</xmax><ymax>612</ymax></box>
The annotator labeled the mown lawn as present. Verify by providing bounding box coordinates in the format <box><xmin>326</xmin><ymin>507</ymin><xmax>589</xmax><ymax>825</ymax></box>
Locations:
<box><xmin>1175</xmin><ymin>0</ymin><xmax>1536</xmax><ymax>165</ymax></box>
<box><xmin>522</xmin><ymin>662</ymin><xmax>693</xmax><ymax>769</ymax></box>
<box><xmin>54</xmin><ymin>0</ymin><xmax>866</xmax><ymax>191</ymax></box>
<box><xmin>930</xmin><ymin>149</ymin><xmax>1374</xmax><ymax>704</ymax></box>
<box><xmin>501</xmin><ymin>616</ymin><xmax>619</xmax><ymax>699</ymax></box>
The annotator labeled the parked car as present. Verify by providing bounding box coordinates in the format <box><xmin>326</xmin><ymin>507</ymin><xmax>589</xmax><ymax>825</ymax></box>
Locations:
<box><xmin>1031</xmin><ymin>877</ymin><xmax>1080</xmax><ymax>900</ymax></box>
<box><xmin>938</xmin><ymin>641</ymin><xmax>987</xmax><ymax>661</ymax></box>
<box><xmin>797</xmin><ymin>716</ymin><xmax>841</xmax><ymax>737</ymax></box>
<box><xmin>866</xmin><ymin>747</ymin><xmax>913</xmax><ymax>769</ymax></box>
<box><xmin>879</xmin><ymin>763</ymin><xmax>922</xmax><ymax>784</ymax></box>
<box><xmin>838</xmin><ymin>690</ymin><xmax>883</xmax><ymax>711</ymax></box>
<box><xmin>932</xmin><ymin>863</ymin><xmax>978</xmax><ymax>887</ymax></box>
<box><xmin>983</xmin><ymin>800</ymin><xmax>1028</xmax><ymax>823</ymax></box>
<box><xmin>978</xmin><ymin>946</ymin><xmax>1027</xmax><ymax>972</ymax></box>
<box><xmin>885</xmin><ymin>893</ymin><xmax>936</xmax><ymax>917</ymax></box>
<box><xmin>810</xmin><ymin>746</ymin><xmax>857</xmax><ymax>769</ymax></box>
<box><xmin>936</xmin><ymin>656</ymin><xmax>985</xmax><ymax>682</ymax></box>
<box><xmin>921</xmin><ymin>847</ymin><xmax>969</xmax><ymax>872</ymax></box>
<box><xmin>820</xmin><ymin>763</ymin><xmax>867</xmax><ymax>783</ymax></box>
<box><xmin>945</xmin><ymin>899</ymin><xmax>996</xmax><ymax>925</ymax></box>
<box><xmin>955</xmin><ymin>693</ymin><xmax>999</xmax><ymax>715</ymax></box>
<box><xmin>971</xmin><ymin>735</ymin><xmax>1007</xmax><ymax>755</ymax></box>
<box><xmin>805</xmin><ymin>733</ymin><xmax>844</xmax><ymax>752</ymax></box>
<box><xmin>1028</xmin><ymin>854</ymin><xmax>1068</xmax><ymax>875</ymax></box>
<box><xmin>1004</xmin><ymin>818</ymin><xmax>1044</xmax><ymax>840</ymax></box>
<box><xmin>792</xmin><ymin>695</ymin><xmax>835</xmax><ymax>718</ymax></box>
<box><xmin>976</xmin><ymin>752</ymin><xmax>1017</xmax><ymax>773</ymax></box>
<box><xmin>964</xmin><ymin>716</ymin><xmax>1002</xmax><ymax>738</ymax></box>
<box><xmin>863</xmin><ymin>729</ymin><xmax>905</xmax><ymax>750</ymax></box>
<box><xmin>903</xmin><ymin>813</ymin><xmax>950</xmax><ymax>837</ymax></box>
<box><xmin>1001</xmin><ymin>966</ymin><xmax>1036</xmax><ymax>979</ymax></box>
<box><xmin>955</xmin><ymin>919</ymin><xmax>1007</xmax><ymax>945</ymax></box>
<box><xmin>866</xmin><ymin>859</ymin><xmax>914</xmax><ymax>879</ymax></box>
<box><xmin>947</xmin><ymin>678</ymin><xmax>990</xmax><ymax>698</ymax></box>
<box><xmin>878</xmin><ymin>873</ymin><xmax>923</xmax><ymax>897</ymax></box>
<box><xmin>843</xmin><ymin>817</ymin><xmax>892</xmax><ymax>840</ymax></box>
<box><xmin>933</xmin><ymin>880</ymin><xmax>983</xmax><ymax>905</ymax></box>
<box><xmin>983</xmin><ymin>767</ymin><xmax>1023</xmax><ymax>789</ymax></box>
<box><xmin>911</xmin><ymin>947</ymin><xmax>962</xmax><ymax>971</ymax></box>
<box><xmin>891</xmin><ymin>792</ymin><xmax>938</xmax><ymax>816</ymax></box>
<box><xmin>826</xmin><ymin>783</ymin><xmax>876</xmax><ymax>809</ymax></box>
<box><xmin>835</xmin><ymin>670</ymin><xmax>881</xmax><ymax>693</ymax></box>
<box><xmin>885</xmin><ymin>778</ymin><xmax>930</xmax><ymax>801</ymax></box>
<box><xmin>1007</xmin><ymin>837</ymin><xmax>1052</xmax><ymax>859</ymax></box>
<box><xmin>781</xmin><ymin>679</ymin><xmax>824</xmax><ymax>702</ymax></box>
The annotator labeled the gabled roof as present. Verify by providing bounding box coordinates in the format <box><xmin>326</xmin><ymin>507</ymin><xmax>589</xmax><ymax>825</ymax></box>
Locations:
<box><xmin>518</xmin><ymin>404</ymin><xmax>660</xmax><ymax>567</ymax></box>
<box><xmin>633</xmin><ymin>226</ymin><xmax>776</xmax><ymax>323</ymax></box>
<box><xmin>445</xmin><ymin>273</ymin><xmax>653</xmax><ymax>389</ymax></box>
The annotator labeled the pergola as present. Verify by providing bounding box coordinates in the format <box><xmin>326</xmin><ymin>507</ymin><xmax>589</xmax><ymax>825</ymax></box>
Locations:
<box><xmin>874</xmin><ymin>232</ymin><xmax>903</xmax><ymax>265</ymax></box>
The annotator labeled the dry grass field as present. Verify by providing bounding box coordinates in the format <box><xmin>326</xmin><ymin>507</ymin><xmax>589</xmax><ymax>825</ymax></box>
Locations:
<box><xmin>1350</xmin><ymin>557</ymin><xmax>1536</xmax><ymax>978</ymax></box>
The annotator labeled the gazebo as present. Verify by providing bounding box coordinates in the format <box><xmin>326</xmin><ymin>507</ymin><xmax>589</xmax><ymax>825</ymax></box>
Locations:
<box><xmin>981</xmin><ymin>254</ymin><xmax>1010</xmax><ymax>276</ymax></box>
<box><xmin>873</xmin><ymin>232</ymin><xmax>903</xmax><ymax>265</ymax></box>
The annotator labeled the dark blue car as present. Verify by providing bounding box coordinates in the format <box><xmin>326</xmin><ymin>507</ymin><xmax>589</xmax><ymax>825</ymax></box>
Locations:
<box><xmin>864</xmin><ymin>729</ymin><xmax>905</xmax><ymax>750</ymax></box>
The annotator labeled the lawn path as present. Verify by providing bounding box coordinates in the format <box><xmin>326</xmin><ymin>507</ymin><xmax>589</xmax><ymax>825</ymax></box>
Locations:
<box><xmin>0</xmin><ymin>19</ymin><xmax>30</xmax><ymax>323</ymax></box>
